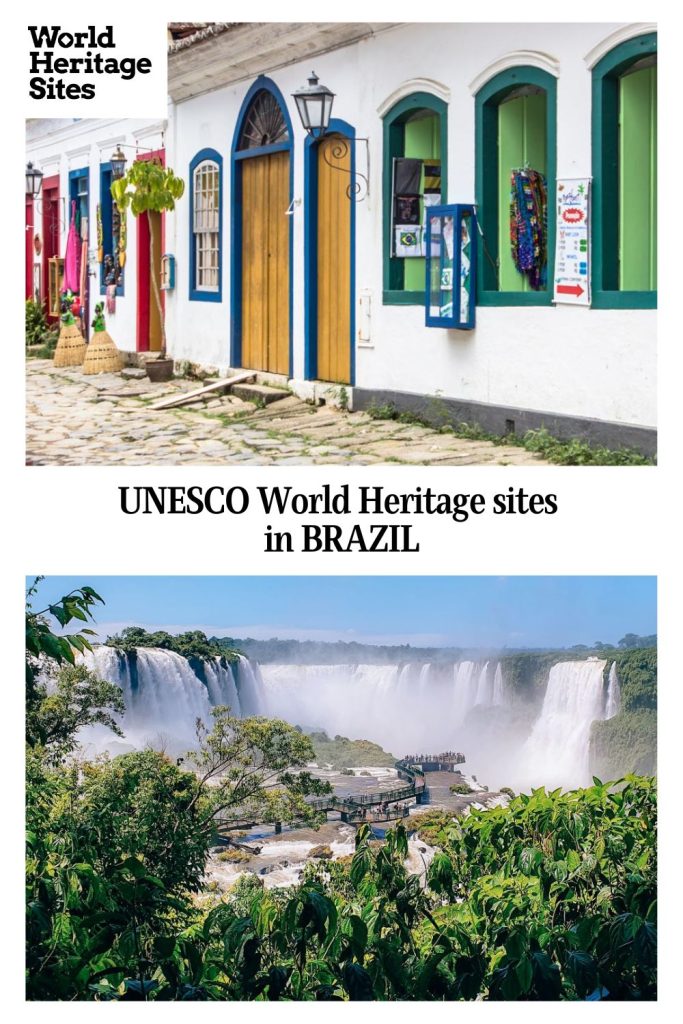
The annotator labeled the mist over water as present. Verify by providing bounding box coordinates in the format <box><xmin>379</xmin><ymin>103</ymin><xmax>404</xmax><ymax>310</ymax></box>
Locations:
<box><xmin>82</xmin><ymin>648</ymin><xmax>620</xmax><ymax>792</ymax></box>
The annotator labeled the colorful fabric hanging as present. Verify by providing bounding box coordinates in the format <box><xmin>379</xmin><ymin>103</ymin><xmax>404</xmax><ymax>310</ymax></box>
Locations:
<box><xmin>63</xmin><ymin>200</ymin><xmax>81</xmax><ymax>293</ymax></box>
<box><xmin>509</xmin><ymin>168</ymin><xmax>547</xmax><ymax>290</ymax></box>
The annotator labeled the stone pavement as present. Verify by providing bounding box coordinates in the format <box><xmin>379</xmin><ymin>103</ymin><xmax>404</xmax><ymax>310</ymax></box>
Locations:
<box><xmin>26</xmin><ymin>360</ymin><xmax>549</xmax><ymax>466</ymax></box>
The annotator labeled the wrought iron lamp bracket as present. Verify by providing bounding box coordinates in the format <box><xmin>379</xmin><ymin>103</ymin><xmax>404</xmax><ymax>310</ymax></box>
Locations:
<box><xmin>318</xmin><ymin>135</ymin><xmax>370</xmax><ymax>202</ymax></box>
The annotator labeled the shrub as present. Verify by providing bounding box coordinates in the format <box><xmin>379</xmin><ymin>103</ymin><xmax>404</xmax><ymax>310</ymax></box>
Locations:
<box><xmin>26</xmin><ymin>299</ymin><xmax>58</xmax><ymax>355</ymax></box>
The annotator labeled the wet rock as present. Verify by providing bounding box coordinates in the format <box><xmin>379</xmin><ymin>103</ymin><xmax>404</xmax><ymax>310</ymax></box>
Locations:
<box><xmin>308</xmin><ymin>845</ymin><xmax>333</xmax><ymax>860</ymax></box>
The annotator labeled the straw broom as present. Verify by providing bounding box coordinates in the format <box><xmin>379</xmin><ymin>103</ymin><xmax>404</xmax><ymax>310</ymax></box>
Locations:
<box><xmin>53</xmin><ymin>320</ymin><xmax>86</xmax><ymax>367</ymax></box>
<box><xmin>82</xmin><ymin>301</ymin><xmax>124</xmax><ymax>375</ymax></box>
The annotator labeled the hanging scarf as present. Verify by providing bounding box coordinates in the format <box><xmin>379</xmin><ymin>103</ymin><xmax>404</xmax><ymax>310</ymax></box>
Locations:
<box><xmin>509</xmin><ymin>169</ymin><xmax>547</xmax><ymax>290</ymax></box>
<box><xmin>63</xmin><ymin>200</ymin><xmax>81</xmax><ymax>293</ymax></box>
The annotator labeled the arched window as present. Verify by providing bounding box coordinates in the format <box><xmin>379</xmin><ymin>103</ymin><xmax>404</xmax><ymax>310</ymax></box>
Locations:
<box><xmin>592</xmin><ymin>32</ymin><xmax>657</xmax><ymax>308</ymax></box>
<box><xmin>237</xmin><ymin>90</ymin><xmax>289</xmax><ymax>150</ymax></box>
<box><xmin>189</xmin><ymin>149</ymin><xmax>222</xmax><ymax>302</ymax></box>
<box><xmin>382</xmin><ymin>92</ymin><xmax>447</xmax><ymax>305</ymax></box>
<box><xmin>475</xmin><ymin>66</ymin><xmax>557</xmax><ymax>305</ymax></box>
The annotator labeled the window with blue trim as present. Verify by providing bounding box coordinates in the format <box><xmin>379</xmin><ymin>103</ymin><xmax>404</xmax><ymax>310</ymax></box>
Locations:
<box><xmin>190</xmin><ymin>151</ymin><xmax>222</xmax><ymax>301</ymax></box>
<box><xmin>99</xmin><ymin>164</ymin><xmax>124</xmax><ymax>295</ymax></box>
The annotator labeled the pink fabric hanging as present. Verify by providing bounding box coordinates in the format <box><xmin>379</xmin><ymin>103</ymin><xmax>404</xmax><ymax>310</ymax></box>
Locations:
<box><xmin>63</xmin><ymin>200</ymin><xmax>81</xmax><ymax>293</ymax></box>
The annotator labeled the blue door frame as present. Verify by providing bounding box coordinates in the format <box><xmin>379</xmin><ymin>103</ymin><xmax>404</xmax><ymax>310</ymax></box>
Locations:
<box><xmin>69</xmin><ymin>166</ymin><xmax>89</xmax><ymax>330</ymax></box>
<box><xmin>230</xmin><ymin>76</ymin><xmax>294</xmax><ymax>374</ymax></box>
<box><xmin>304</xmin><ymin>118</ymin><xmax>356</xmax><ymax>384</ymax></box>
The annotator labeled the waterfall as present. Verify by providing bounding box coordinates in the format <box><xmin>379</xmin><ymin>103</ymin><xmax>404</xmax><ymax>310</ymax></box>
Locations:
<box><xmin>252</xmin><ymin>660</ymin><xmax>503</xmax><ymax>754</ymax></box>
<box><xmin>77</xmin><ymin>647</ymin><xmax>612</xmax><ymax>791</ymax></box>
<box><xmin>82</xmin><ymin>646</ymin><xmax>242</xmax><ymax>753</ymax></box>
<box><xmin>605</xmin><ymin>662</ymin><xmax>621</xmax><ymax>719</ymax></box>
<box><xmin>492</xmin><ymin>663</ymin><xmax>505</xmax><ymax>706</ymax></box>
<box><xmin>519</xmin><ymin>660</ymin><xmax>609</xmax><ymax>789</ymax></box>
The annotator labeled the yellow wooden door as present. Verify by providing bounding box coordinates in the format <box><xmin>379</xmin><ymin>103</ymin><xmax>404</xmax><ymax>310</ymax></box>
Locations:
<box><xmin>316</xmin><ymin>135</ymin><xmax>351</xmax><ymax>384</ymax></box>
<box><xmin>241</xmin><ymin>151</ymin><xmax>290</xmax><ymax>374</ymax></box>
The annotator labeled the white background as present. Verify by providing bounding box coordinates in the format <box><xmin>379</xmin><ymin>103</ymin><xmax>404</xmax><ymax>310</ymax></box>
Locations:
<box><xmin>3</xmin><ymin>0</ymin><xmax>680</xmax><ymax>1019</ymax></box>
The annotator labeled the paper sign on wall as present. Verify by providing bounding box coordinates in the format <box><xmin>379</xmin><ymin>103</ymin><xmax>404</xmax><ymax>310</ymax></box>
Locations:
<box><xmin>553</xmin><ymin>178</ymin><xmax>591</xmax><ymax>306</ymax></box>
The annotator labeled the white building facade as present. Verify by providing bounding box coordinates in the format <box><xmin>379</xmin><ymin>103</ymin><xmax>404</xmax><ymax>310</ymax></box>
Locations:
<box><xmin>26</xmin><ymin>22</ymin><xmax>657</xmax><ymax>453</ymax></box>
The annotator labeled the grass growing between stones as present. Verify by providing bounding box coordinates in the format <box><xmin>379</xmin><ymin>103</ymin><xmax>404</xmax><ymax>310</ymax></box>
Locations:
<box><xmin>366</xmin><ymin>402</ymin><xmax>654</xmax><ymax>466</ymax></box>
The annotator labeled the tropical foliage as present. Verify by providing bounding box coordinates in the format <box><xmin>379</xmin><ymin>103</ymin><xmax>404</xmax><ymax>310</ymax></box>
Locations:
<box><xmin>25</xmin><ymin>581</ymin><xmax>657</xmax><ymax>1001</ymax></box>
<box><xmin>106</xmin><ymin>626</ymin><xmax>242</xmax><ymax>663</ymax></box>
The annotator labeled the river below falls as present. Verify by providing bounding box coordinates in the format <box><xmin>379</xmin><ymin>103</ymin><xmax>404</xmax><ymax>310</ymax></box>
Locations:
<box><xmin>202</xmin><ymin>764</ymin><xmax>506</xmax><ymax>893</ymax></box>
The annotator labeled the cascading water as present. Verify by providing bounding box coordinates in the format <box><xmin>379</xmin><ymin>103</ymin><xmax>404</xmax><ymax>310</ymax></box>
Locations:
<box><xmin>492</xmin><ymin>663</ymin><xmax>505</xmax><ymax>706</ymax></box>
<box><xmin>519</xmin><ymin>660</ymin><xmax>612</xmax><ymax>789</ymax></box>
<box><xmin>248</xmin><ymin>660</ymin><xmax>505</xmax><ymax>753</ymax></box>
<box><xmin>605</xmin><ymin>662</ymin><xmax>621</xmax><ymax>719</ymax></box>
<box><xmin>82</xmin><ymin>646</ymin><xmax>243</xmax><ymax>753</ymax></box>
<box><xmin>77</xmin><ymin>647</ymin><xmax>621</xmax><ymax>791</ymax></box>
<box><xmin>80</xmin><ymin>647</ymin><xmax>507</xmax><ymax>759</ymax></box>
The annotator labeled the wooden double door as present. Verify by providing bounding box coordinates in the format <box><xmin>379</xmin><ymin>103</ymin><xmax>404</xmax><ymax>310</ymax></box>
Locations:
<box><xmin>239</xmin><ymin>132</ymin><xmax>353</xmax><ymax>384</ymax></box>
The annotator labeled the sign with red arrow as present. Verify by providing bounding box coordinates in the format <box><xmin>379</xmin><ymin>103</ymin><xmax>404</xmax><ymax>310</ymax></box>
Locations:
<box><xmin>554</xmin><ymin>178</ymin><xmax>591</xmax><ymax>306</ymax></box>
<box><xmin>556</xmin><ymin>283</ymin><xmax>584</xmax><ymax>297</ymax></box>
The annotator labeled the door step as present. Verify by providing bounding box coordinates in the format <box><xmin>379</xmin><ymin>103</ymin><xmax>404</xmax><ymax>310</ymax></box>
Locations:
<box><xmin>231</xmin><ymin>382</ymin><xmax>289</xmax><ymax>406</ymax></box>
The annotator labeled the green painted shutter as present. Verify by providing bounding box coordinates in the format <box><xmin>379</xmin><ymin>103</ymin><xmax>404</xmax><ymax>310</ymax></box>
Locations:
<box><xmin>403</xmin><ymin>113</ymin><xmax>439</xmax><ymax>291</ymax></box>
<box><xmin>619</xmin><ymin>65</ymin><xmax>657</xmax><ymax>291</ymax></box>
<box><xmin>497</xmin><ymin>92</ymin><xmax>547</xmax><ymax>292</ymax></box>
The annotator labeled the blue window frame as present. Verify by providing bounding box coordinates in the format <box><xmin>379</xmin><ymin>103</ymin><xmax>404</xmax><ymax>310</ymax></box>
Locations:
<box><xmin>69</xmin><ymin>167</ymin><xmax>89</xmax><ymax>230</ymax></box>
<box><xmin>99</xmin><ymin>162</ymin><xmax>124</xmax><ymax>296</ymax></box>
<box><xmin>189</xmin><ymin>148</ymin><xmax>223</xmax><ymax>302</ymax></box>
<box><xmin>424</xmin><ymin>204</ymin><xmax>477</xmax><ymax>329</ymax></box>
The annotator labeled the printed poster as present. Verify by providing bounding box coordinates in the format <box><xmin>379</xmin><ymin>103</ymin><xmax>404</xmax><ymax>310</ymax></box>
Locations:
<box><xmin>553</xmin><ymin>178</ymin><xmax>591</xmax><ymax>306</ymax></box>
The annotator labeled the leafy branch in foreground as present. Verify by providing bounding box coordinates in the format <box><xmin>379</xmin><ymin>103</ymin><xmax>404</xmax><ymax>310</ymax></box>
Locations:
<box><xmin>26</xmin><ymin>577</ymin><xmax>104</xmax><ymax>698</ymax></box>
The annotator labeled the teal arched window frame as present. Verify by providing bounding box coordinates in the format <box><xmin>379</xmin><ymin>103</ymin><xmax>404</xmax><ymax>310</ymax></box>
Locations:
<box><xmin>475</xmin><ymin>66</ymin><xmax>557</xmax><ymax>306</ymax></box>
<box><xmin>382</xmin><ymin>92</ymin><xmax>448</xmax><ymax>306</ymax></box>
<box><xmin>591</xmin><ymin>32</ymin><xmax>657</xmax><ymax>310</ymax></box>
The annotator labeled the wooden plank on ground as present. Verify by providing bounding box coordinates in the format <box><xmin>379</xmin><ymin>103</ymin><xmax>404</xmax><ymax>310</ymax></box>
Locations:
<box><xmin>150</xmin><ymin>372</ymin><xmax>255</xmax><ymax>410</ymax></box>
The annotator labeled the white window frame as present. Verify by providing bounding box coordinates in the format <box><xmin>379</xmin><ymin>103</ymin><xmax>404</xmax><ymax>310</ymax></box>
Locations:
<box><xmin>193</xmin><ymin>160</ymin><xmax>220</xmax><ymax>292</ymax></box>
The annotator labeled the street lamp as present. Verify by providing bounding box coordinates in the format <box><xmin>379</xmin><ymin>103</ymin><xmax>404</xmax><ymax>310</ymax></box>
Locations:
<box><xmin>292</xmin><ymin>72</ymin><xmax>335</xmax><ymax>137</ymax></box>
<box><xmin>25</xmin><ymin>162</ymin><xmax>43</xmax><ymax>198</ymax></box>
<box><xmin>110</xmin><ymin>146</ymin><xmax>127</xmax><ymax>179</ymax></box>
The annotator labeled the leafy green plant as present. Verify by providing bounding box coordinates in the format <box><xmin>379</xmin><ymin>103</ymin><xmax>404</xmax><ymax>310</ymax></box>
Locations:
<box><xmin>25</xmin><ymin>299</ymin><xmax>58</xmax><ymax>354</ymax></box>
<box><xmin>111</xmin><ymin>160</ymin><xmax>185</xmax><ymax>357</ymax></box>
<box><xmin>91</xmin><ymin>301</ymin><xmax>106</xmax><ymax>332</ymax></box>
<box><xmin>449</xmin><ymin>782</ymin><xmax>474</xmax><ymax>795</ymax></box>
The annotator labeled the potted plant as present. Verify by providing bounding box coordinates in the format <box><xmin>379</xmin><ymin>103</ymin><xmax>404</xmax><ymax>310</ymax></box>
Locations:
<box><xmin>111</xmin><ymin>159</ymin><xmax>185</xmax><ymax>382</ymax></box>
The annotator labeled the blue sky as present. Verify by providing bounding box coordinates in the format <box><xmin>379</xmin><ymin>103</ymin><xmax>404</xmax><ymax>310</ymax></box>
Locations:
<box><xmin>29</xmin><ymin>576</ymin><xmax>656</xmax><ymax>649</ymax></box>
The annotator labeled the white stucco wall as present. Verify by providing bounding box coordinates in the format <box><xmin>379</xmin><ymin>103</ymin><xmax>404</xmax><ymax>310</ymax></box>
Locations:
<box><xmin>167</xmin><ymin>21</ymin><xmax>656</xmax><ymax>429</ymax></box>
<box><xmin>26</xmin><ymin>118</ymin><xmax>165</xmax><ymax>354</ymax></box>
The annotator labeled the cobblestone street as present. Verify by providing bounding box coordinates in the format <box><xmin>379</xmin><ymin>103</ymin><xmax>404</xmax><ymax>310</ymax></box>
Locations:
<box><xmin>26</xmin><ymin>361</ymin><xmax>549</xmax><ymax>467</ymax></box>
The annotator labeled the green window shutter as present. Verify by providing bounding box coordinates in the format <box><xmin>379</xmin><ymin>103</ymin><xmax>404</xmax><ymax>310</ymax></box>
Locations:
<box><xmin>402</xmin><ymin>113</ymin><xmax>439</xmax><ymax>291</ymax></box>
<box><xmin>497</xmin><ymin>92</ymin><xmax>547</xmax><ymax>292</ymax></box>
<box><xmin>619</xmin><ymin>65</ymin><xmax>657</xmax><ymax>291</ymax></box>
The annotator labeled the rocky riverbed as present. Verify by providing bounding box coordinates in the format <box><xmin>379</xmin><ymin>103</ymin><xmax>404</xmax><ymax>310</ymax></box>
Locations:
<box><xmin>202</xmin><ymin>764</ymin><xmax>508</xmax><ymax>894</ymax></box>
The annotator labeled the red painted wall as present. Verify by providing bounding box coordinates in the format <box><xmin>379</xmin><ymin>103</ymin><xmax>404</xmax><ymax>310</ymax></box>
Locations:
<box><xmin>135</xmin><ymin>150</ymin><xmax>166</xmax><ymax>352</ymax></box>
